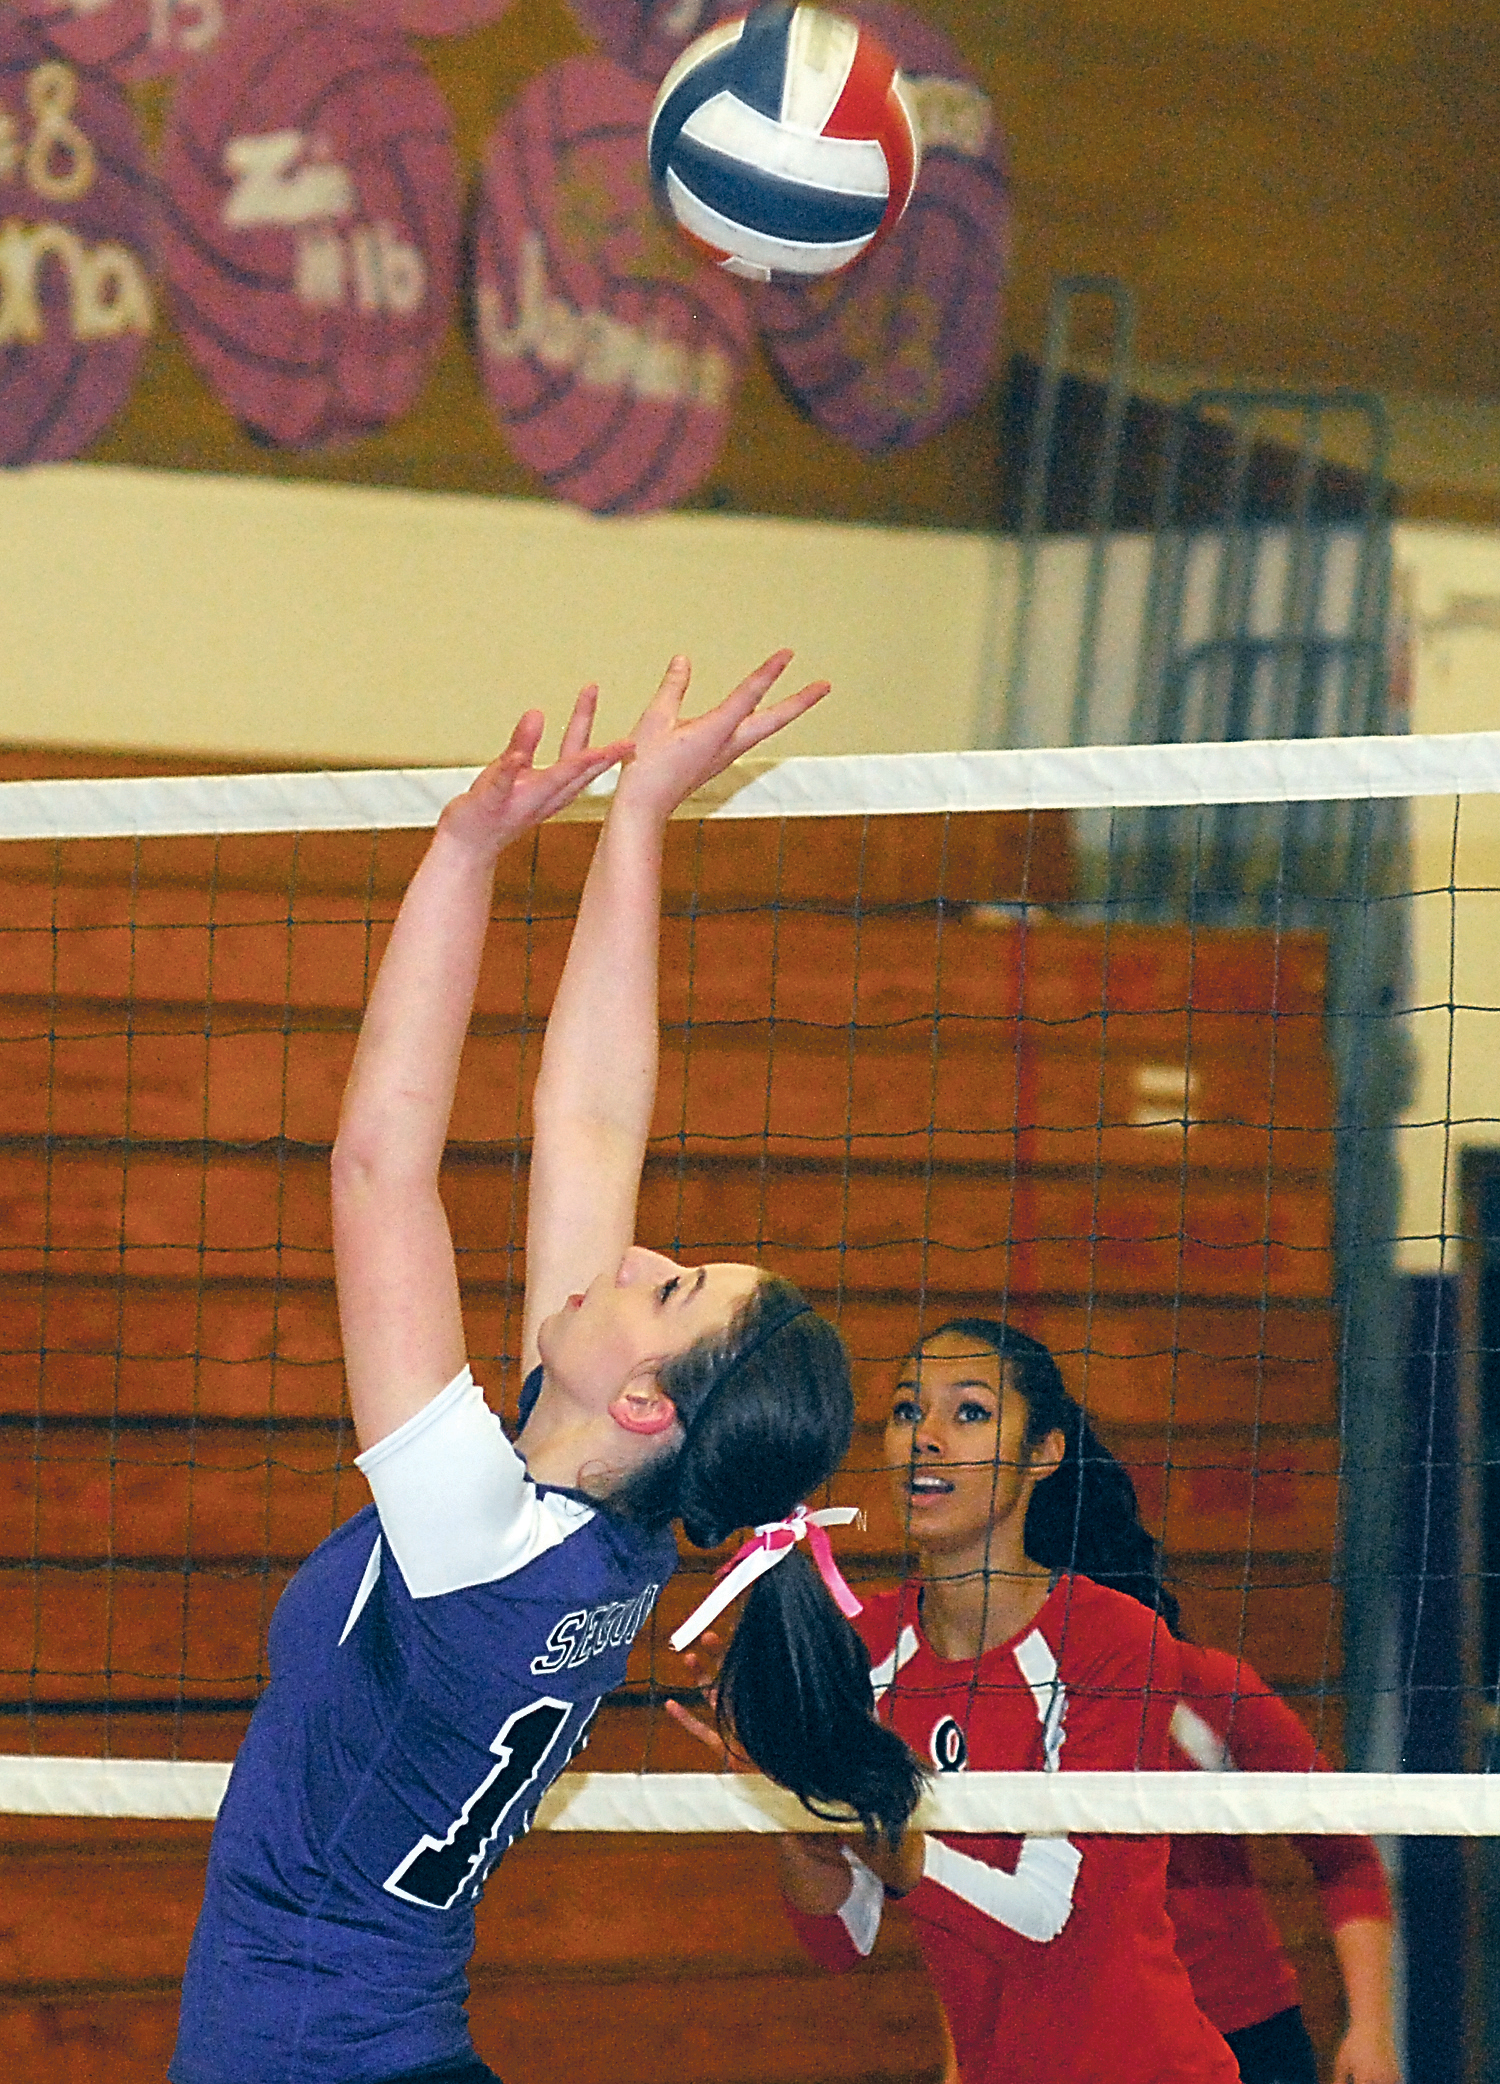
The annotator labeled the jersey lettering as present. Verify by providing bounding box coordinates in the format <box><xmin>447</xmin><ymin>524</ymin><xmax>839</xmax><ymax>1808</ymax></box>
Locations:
<box><xmin>530</xmin><ymin>1582</ymin><xmax>660</xmax><ymax>1675</ymax></box>
<box><xmin>384</xmin><ymin>1697</ymin><xmax>571</xmax><ymax>1911</ymax></box>
<box><xmin>531</xmin><ymin>1610</ymin><xmax>585</xmax><ymax>1673</ymax></box>
<box><xmin>930</xmin><ymin>1714</ymin><xmax>968</xmax><ymax>1772</ymax></box>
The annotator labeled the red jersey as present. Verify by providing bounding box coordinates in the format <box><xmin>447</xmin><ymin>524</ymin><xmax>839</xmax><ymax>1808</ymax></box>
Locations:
<box><xmin>783</xmin><ymin>1576</ymin><xmax>1239</xmax><ymax>2084</ymax></box>
<box><xmin>1166</xmin><ymin>1641</ymin><xmax>1392</xmax><ymax>2035</ymax></box>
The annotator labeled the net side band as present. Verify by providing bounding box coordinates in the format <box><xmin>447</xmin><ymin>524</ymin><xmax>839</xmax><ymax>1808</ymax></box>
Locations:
<box><xmin>5</xmin><ymin>1761</ymin><xmax>1496</xmax><ymax>1834</ymax></box>
<box><xmin>2</xmin><ymin>730</ymin><xmax>1498</xmax><ymax>840</ymax></box>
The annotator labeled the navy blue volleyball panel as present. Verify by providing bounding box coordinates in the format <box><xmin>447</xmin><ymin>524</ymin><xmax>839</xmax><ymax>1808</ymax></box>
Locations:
<box><xmin>733</xmin><ymin>0</ymin><xmax>797</xmax><ymax>119</ymax></box>
<box><xmin>667</xmin><ymin>129</ymin><xmax>886</xmax><ymax>246</ymax></box>
<box><xmin>647</xmin><ymin>17</ymin><xmax>745</xmax><ymax>184</ymax></box>
<box><xmin>647</xmin><ymin>1</ymin><xmax>917</xmax><ymax>283</ymax></box>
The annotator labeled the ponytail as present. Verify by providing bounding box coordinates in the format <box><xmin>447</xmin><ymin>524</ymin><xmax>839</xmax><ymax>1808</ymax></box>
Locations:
<box><xmin>612</xmin><ymin>1275</ymin><xmax>927</xmax><ymax>1841</ymax></box>
<box><xmin>927</xmin><ymin>1318</ymin><xmax>1181</xmax><ymax>1634</ymax></box>
<box><xmin>716</xmin><ymin>1548</ymin><xmax>926</xmax><ymax>1841</ymax></box>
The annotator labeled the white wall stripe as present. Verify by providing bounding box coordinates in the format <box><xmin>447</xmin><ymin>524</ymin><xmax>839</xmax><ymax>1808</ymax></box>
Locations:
<box><xmin>3</xmin><ymin>730</ymin><xmax>1500</xmax><ymax>842</ymax></box>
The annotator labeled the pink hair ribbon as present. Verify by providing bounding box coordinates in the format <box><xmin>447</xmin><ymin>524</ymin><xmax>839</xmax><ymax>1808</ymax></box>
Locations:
<box><xmin>669</xmin><ymin>1504</ymin><xmax>864</xmax><ymax>1653</ymax></box>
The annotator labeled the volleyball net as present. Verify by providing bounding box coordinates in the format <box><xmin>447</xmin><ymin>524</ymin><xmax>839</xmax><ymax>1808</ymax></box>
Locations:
<box><xmin>0</xmin><ymin>728</ymin><xmax>1495</xmax><ymax>1837</ymax></box>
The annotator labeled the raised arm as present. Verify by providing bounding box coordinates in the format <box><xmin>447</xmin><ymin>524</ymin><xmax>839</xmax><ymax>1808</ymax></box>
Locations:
<box><xmin>332</xmin><ymin>698</ymin><xmax>628</xmax><ymax>1453</ymax></box>
<box><xmin>522</xmin><ymin>651</ymin><xmax>828</xmax><ymax>1373</ymax></box>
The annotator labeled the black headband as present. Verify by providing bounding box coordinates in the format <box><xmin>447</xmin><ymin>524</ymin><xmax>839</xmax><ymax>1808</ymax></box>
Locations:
<box><xmin>719</xmin><ymin>1300</ymin><xmax>813</xmax><ymax>1382</ymax></box>
<box><xmin>684</xmin><ymin>1300</ymin><xmax>814</xmax><ymax>1442</ymax></box>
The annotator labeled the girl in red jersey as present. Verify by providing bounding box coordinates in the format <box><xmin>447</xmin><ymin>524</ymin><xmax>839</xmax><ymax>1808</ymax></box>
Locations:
<box><xmin>1165</xmin><ymin>1639</ymin><xmax>1400</xmax><ymax>2084</ymax></box>
<box><xmin>674</xmin><ymin>1318</ymin><xmax>1240</xmax><ymax>2084</ymax></box>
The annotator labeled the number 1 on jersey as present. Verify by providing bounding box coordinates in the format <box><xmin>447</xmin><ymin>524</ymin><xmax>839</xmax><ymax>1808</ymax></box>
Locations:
<box><xmin>385</xmin><ymin>1697</ymin><xmax>572</xmax><ymax>1910</ymax></box>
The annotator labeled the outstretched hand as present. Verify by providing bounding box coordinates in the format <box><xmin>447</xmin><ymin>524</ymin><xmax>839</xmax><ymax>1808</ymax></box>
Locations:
<box><xmin>439</xmin><ymin>689</ymin><xmax>632</xmax><ymax>855</ymax></box>
<box><xmin>614</xmin><ymin>652</ymin><xmax>829</xmax><ymax>820</ymax></box>
<box><xmin>664</xmin><ymin>1631</ymin><xmax>745</xmax><ymax>1769</ymax></box>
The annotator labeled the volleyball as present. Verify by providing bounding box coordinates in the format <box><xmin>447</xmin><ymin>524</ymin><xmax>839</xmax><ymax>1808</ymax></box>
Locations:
<box><xmin>646</xmin><ymin>0</ymin><xmax>920</xmax><ymax>283</ymax></box>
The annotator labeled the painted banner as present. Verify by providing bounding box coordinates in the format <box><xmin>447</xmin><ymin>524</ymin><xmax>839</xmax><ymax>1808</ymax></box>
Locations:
<box><xmin>0</xmin><ymin>20</ymin><xmax>155</xmax><ymax>465</ymax></box>
<box><xmin>159</xmin><ymin>1</ymin><xmax>460</xmax><ymax>449</ymax></box>
<box><xmin>564</xmin><ymin>0</ymin><xmax>735</xmax><ymax>85</ymax></box>
<box><xmin>473</xmin><ymin>56</ymin><xmax>752</xmax><ymax>514</ymax></box>
<box><xmin>397</xmin><ymin>1</ymin><xmax>518</xmax><ymax>31</ymax></box>
<box><xmin>754</xmin><ymin>0</ymin><xmax>1010</xmax><ymax>452</ymax></box>
<box><xmin>19</xmin><ymin>0</ymin><xmax>244</xmax><ymax>84</ymax></box>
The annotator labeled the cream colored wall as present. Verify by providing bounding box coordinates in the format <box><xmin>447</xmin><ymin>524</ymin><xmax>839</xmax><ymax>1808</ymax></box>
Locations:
<box><xmin>2</xmin><ymin>472</ymin><xmax>1494</xmax><ymax>1271</ymax></box>
<box><xmin>0</xmin><ymin>465</ymin><xmax>996</xmax><ymax>764</ymax></box>
<box><xmin>1394</xmin><ymin>524</ymin><xmax>1500</xmax><ymax>1272</ymax></box>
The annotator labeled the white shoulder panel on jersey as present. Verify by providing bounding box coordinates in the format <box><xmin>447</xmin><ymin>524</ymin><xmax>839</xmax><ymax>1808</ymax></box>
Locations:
<box><xmin>1013</xmin><ymin>1628</ymin><xmax>1068</xmax><ymax>1772</ymax></box>
<box><xmin>355</xmin><ymin>1366</ymin><xmax>595</xmax><ymax>1600</ymax></box>
<box><xmin>869</xmin><ymin>1624</ymin><xmax>921</xmax><ymax>1704</ymax></box>
<box><xmin>1171</xmin><ymin>1700</ymin><xmax>1235</xmax><ymax>1771</ymax></box>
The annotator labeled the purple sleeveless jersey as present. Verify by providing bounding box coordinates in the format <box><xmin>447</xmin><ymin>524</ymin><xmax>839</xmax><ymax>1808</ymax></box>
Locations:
<box><xmin>170</xmin><ymin>1369</ymin><xmax>680</xmax><ymax>2084</ymax></box>
<box><xmin>0</xmin><ymin>20</ymin><xmax>155</xmax><ymax>465</ymax></box>
<box><xmin>159</xmin><ymin>1</ymin><xmax>460</xmax><ymax>450</ymax></box>
<box><xmin>473</xmin><ymin>54</ymin><xmax>751</xmax><ymax>514</ymax></box>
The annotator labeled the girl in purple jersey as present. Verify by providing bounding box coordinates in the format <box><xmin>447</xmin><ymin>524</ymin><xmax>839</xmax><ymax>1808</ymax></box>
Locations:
<box><xmin>170</xmin><ymin>655</ymin><xmax>923</xmax><ymax>2084</ymax></box>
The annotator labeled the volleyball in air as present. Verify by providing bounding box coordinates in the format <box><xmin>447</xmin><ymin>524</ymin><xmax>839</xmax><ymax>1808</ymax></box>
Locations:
<box><xmin>646</xmin><ymin>0</ymin><xmax>920</xmax><ymax>282</ymax></box>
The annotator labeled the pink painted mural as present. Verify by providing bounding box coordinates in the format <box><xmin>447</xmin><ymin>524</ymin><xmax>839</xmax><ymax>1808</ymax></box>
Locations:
<box><xmin>473</xmin><ymin>55</ymin><xmax>753</xmax><ymax>513</ymax></box>
<box><xmin>0</xmin><ymin>19</ymin><xmax>155</xmax><ymax>464</ymax></box>
<box><xmin>159</xmin><ymin>0</ymin><xmax>460</xmax><ymax>449</ymax></box>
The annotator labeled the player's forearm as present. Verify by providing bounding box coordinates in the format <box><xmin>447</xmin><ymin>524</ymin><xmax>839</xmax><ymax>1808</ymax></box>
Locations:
<box><xmin>333</xmin><ymin>820</ymin><xmax>498</xmax><ymax>1194</ymax></box>
<box><xmin>778</xmin><ymin>1836</ymin><xmax>857</xmax><ymax>1916</ymax></box>
<box><xmin>531</xmin><ymin>794</ymin><xmax>665</xmax><ymax>1154</ymax></box>
<box><xmin>1333</xmin><ymin>1917</ymin><xmax>1398</xmax><ymax>2047</ymax></box>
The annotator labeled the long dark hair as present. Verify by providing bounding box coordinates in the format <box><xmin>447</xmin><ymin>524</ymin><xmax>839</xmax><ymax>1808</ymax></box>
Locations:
<box><xmin>921</xmin><ymin>1317</ymin><xmax>1181</xmax><ymax>1634</ymax></box>
<box><xmin>615</xmin><ymin>1275</ymin><xmax>926</xmax><ymax>1841</ymax></box>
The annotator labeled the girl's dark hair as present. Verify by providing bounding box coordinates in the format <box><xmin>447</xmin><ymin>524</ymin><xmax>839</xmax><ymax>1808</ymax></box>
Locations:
<box><xmin>923</xmin><ymin>1318</ymin><xmax>1181</xmax><ymax>1635</ymax></box>
<box><xmin>614</xmin><ymin>1274</ymin><xmax>926</xmax><ymax>1841</ymax></box>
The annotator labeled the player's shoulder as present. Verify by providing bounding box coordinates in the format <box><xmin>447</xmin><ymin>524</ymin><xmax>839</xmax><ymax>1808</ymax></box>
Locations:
<box><xmin>1051</xmin><ymin>1571</ymin><xmax>1169</xmax><ymax>1641</ymax></box>
<box><xmin>1044</xmin><ymin>1573</ymin><xmax>1180</xmax><ymax>1672</ymax></box>
<box><xmin>1177</xmin><ymin>1637</ymin><xmax>1272</xmax><ymax>1702</ymax></box>
<box><xmin>853</xmin><ymin>1586</ymin><xmax>908</xmax><ymax>1663</ymax></box>
<box><xmin>1172</xmin><ymin>1640</ymin><xmax>1301</xmax><ymax>1768</ymax></box>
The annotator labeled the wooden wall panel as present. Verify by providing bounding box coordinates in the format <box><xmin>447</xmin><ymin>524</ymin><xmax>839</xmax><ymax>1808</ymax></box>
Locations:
<box><xmin>2</xmin><ymin>1285</ymin><xmax>1338</xmax><ymax>1430</ymax></box>
<box><xmin>0</xmin><ymin>1015</ymin><xmax>1332</xmax><ymax>1175</ymax></box>
<box><xmin>0</xmin><ymin>806</ymin><xmax>1350</xmax><ymax>2081</ymax></box>
<box><xmin>0</xmin><ymin>1150</ymin><xmax>1336</xmax><ymax>1295</ymax></box>
<box><xmin>0</xmin><ymin>1969</ymin><xmax>946</xmax><ymax>2084</ymax></box>
<box><xmin>0</xmin><ymin>810</ymin><xmax>1070</xmax><ymax>914</ymax></box>
<box><xmin>1</xmin><ymin>1565</ymin><xmax>294</xmax><ymax>1704</ymax></box>
<box><xmin>0</xmin><ymin>1821</ymin><xmax>946</xmax><ymax>2084</ymax></box>
<box><xmin>0</xmin><ymin>1278</ymin><xmax>357</xmax><ymax>1422</ymax></box>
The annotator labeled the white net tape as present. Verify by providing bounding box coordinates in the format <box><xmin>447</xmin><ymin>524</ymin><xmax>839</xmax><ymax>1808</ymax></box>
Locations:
<box><xmin>0</xmin><ymin>727</ymin><xmax>1497</xmax><ymax>837</ymax></box>
<box><xmin>5</xmin><ymin>1761</ymin><xmax>1497</xmax><ymax>1834</ymax></box>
